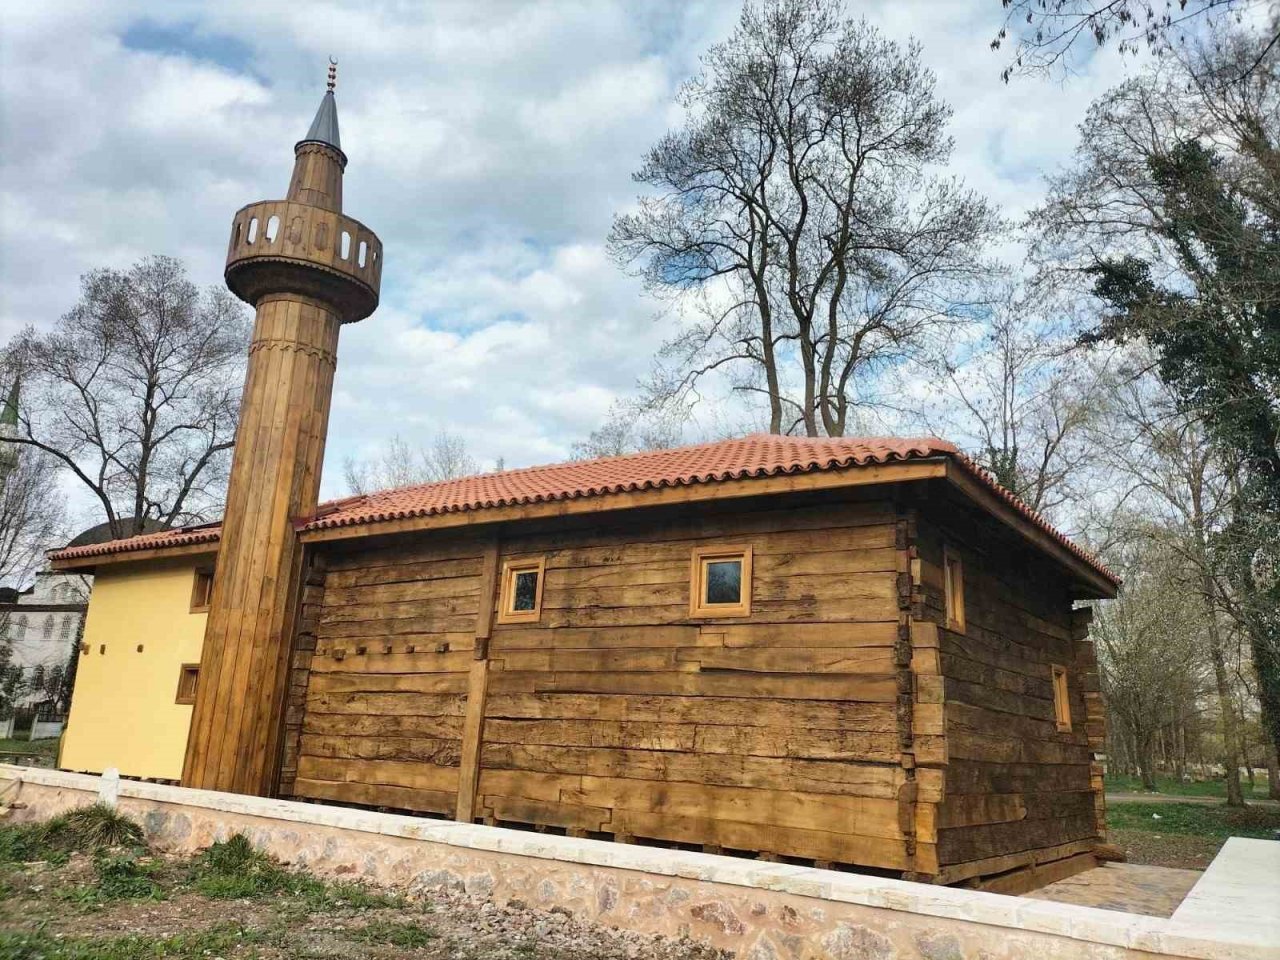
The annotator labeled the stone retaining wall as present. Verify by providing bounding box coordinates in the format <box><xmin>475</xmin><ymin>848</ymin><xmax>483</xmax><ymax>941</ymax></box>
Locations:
<box><xmin>0</xmin><ymin>766</ymin><xmax>1268</xmax><ymax>960</ymax></box>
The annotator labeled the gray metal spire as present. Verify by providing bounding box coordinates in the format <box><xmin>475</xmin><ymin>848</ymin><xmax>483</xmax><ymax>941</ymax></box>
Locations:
<box><xmin>300</xmin><ymin>59</ymin><xmax>341</xmax><ymax>151</ymax></box>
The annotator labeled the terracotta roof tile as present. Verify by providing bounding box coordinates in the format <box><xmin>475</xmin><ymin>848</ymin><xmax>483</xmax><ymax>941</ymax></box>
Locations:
<box><xmin>48</xmin><ymin>434</ymin><xmax>1118</xmax><ymax>586</ymax></box>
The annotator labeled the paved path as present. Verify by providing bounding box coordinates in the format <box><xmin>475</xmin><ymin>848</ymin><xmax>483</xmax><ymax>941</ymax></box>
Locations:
<box><xmin>1025</xmin><ymin>862</ymin><xmax>1202</xmax><ymax>917</ymax></box>
<box><xmin>1106</xmin><ymin>791</ymin><xmax>1279</xmax><ymax>806</ymax></box>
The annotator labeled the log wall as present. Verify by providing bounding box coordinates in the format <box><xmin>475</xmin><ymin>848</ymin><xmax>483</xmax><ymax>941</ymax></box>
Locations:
<box><xmin>279</xmin><ymin>484</ymin><xmax>1105</xmax><ymax>885</ymax></box>
<box><xmin>916</xmin><ymin>496</ymin><xmax>1104</xmax><ymax>889</ymax></box>
<box><xmin>285</xmin><ymin>493</ymin><xmax>943</xmax><ymax>876</ymax></box>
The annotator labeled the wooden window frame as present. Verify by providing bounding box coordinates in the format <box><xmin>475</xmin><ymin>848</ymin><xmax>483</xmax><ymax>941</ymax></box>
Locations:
<box><xmin>175</xmin><ymin>663</ymin><xmax>200</xmax><ymax>705</ymax></box>
<box><xmin>1051</xmin><ymin>664</ymin><xmax>1072</xmax><ymax>732</ymax></box>
<box><xmin>189</xmin><ymin>566</ymin><xmax>214</xmax><ymax>614</ymax></box>
<box><xmin>689</xmin><ymin>544</ymin><xmax>753</xmax><ymax>618</ymax></box>
<box><xmin>496</xmin><ymin>556</ymin><xmax>546</xmax><ymax>625</ymax></box>
<box><xmin>943</xmin><ymin>546</ymin><xmax>966</xmax><ymax>633</ymax></box>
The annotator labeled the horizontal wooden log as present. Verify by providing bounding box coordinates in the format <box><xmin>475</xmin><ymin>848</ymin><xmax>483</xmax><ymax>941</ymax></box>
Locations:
<box><xmin>305</xmin><ymin>691</ymin><xmax>469</xmax><ymax>718</ymax></box>
<box><xmin>297</xmin><ymin>755</ymin><xmax>461</xmax><ymax>791</ymax></box>
<box><xmin>479</xmin><ymin>741</ymin><xmax>917</xmax><ymax>798</ymax></box>
<box><xmin>487</xmin><ymin>670</ymin><xmax>900</xmax><ymax>702</ymax></box>
<box><xmin>300</xmin><ymin>733</ymin><xmax>462</xmax><ymax>765</ymax></box>
<box><xmin>290</xmin><ymin>777</ymin><xmax>456</xmax><ymax>817</ymax></box>
<box><xmin>482</xmin><ymin>693</ymin><xmax>901</xmax><ymax>730</ymax></box>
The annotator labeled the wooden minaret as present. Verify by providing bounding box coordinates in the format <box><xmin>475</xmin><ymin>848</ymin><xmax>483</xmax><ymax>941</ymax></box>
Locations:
<box><xmin>183</xmin><ymin>62</ymin><xmax>382</xmax><ymax>795</ymax></box>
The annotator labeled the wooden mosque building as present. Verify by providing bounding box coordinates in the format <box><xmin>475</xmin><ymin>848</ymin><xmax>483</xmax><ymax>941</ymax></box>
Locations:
<box><xmin>51</xmin><ymin>69</ymin><xmax>1118</xmax><ymax>893</ymax></box>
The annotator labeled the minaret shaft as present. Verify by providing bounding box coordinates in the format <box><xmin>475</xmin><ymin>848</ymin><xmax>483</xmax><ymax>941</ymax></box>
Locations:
<box><xmin>182</xmin><ymin>297</ymin><xmax>339</xmax><ymax>794</ymax></box>
<box><xmin>182</xmin><ymin>73</ymin><xmax>380</xmax><ymax>796</ymax></box>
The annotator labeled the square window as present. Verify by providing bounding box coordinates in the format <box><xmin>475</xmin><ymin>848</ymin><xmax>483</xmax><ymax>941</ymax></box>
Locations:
<box><xmin>190</xmin><ymin>566</ymin><xmax>214</xmax><ymax>613</ymax></box>
<box><xmin>690</xmin><ymin>545</ymin><xmax>752</xmax><ymax>618</ymax></box>
<box><xmin>175</xmin><ymin>663</ymin><xmax>200</xmax><ymax>705</ymax></box>
<box><xmin>943</xmin><ymin>547</ymin><xmax>965</xmax><ymax>632</ymax></box>
<box><xmin>497</xmin><ymin>557</ymin><xmax>545</xmax><ymax>624</ymax></box>
<box><xmin>1052</xmin><ymin>664</ymin><xmax>1072</xmax><ymax>732</ymax></box>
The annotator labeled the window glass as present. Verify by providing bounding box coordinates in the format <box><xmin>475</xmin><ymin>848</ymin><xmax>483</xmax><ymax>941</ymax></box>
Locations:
<box><xmin>513</xmin><ymin>570</ymin><xmax>539</xmax><ymax>611</ymax></box>
<box><xmin>705</xmin><ymin>559</ymin><xmax>743</xmax><ymax>604</ymax></box>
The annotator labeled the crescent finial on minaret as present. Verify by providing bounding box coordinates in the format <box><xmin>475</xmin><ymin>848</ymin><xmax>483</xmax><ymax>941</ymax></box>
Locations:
<box><xmin>327</xmin><ymin>57</ymin><xmax>337</xmax><ymax>92</ymax></box>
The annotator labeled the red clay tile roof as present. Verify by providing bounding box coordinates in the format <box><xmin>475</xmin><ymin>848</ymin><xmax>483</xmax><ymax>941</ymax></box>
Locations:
<box><xmin>48</xmin><ymin>434</ymin><xmax>1118</xmax><ymax>586</ymax></box>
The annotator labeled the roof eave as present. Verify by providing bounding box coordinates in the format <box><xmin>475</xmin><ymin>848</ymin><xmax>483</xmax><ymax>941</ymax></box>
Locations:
<box><xmin>49</xmin><ymin>538</ymin><xmax>220</xmax><ymax>572</ymax></box>
<box><xmin>297</xmin><ymin>458</ymin><xmax>952</xmax><ymax>545</ymax></box>
<box><xmin>942</xmin><ymin>461</ymin><xmax>1120</xmax><ymax>599</ymax></box>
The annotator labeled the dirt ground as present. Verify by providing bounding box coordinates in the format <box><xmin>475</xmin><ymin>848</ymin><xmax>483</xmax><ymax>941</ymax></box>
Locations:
<box><xmin>0</xmin><ymin>848</ymin><xmax>729</xmax><ymax>960</ymax></box>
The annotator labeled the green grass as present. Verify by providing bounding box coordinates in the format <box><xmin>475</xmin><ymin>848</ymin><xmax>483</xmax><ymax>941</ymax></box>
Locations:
<box><xmin>344</xmin><ymin>919</ymin><xmax>438</xmax><ymax>948</ymax></box>
<box><xmin>0</xmin><ymin>804</ymin><xmax>143</xmax><ymax>864</ymax></box>
<box><xmin>0</xmin><ymin>923</ymin><xmax>271</xmax><ymax>959</ymax></box>
<box><xmin>188</xmin><ymin>833</ymin><xmax>405</xmax><ymax>911</ymax></box>
<box><xmin>0</xmin><ymin>737</ymin><xmax>59</xmax><ymax>758</ymax></box>
<box><xmin>1108</xmin><ymin>800</ymin><xmax>1280</xmax><ymax>839</ymax></box>
<box><xmin>190</xmin><ymin>833</ymin><xmax>326</xmax><ymax>901</ymax></box>
<box><xmin>1105</xmin><ymin>772</ymin><xmax>1275</xmax><ymax>800</ymax></box>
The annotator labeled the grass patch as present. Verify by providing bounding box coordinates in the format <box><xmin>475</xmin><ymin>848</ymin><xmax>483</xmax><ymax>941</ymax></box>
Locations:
<box><xmin>0</xmin><ymin>737</ymin><xmax>58</xmax><ymax>758</ymax></box>
<box><xmin>191</xmin><ymin>833</ymin><xmax>325</xmax><ymax>900</ymax></box>
<box><xmin>345</xmin><ymin>919</ymin><xmax>438</xmax><ymax>948</ymax></box>
<box><xmin>0</xmin><ymin>922</ymin><xmax>270</xmax><ymax>959</ymax></box>
<box><xmin>0</xmin><ymin>804</ymin><xmax>143</xmax><ymax>864</ymax></box>
<box><xmin>1105</xmin><ymin>773</ymin><xmax>1275</xmax><ymax>800</ymax></box>
<box><xmin>188</xmin><ymin>833</ymin><xmax>401</xmax><ymax>910</ymax></box>
<box><xmin>1108</xmin><ymin>800</ymin><xmax>1280</xmax><ymax>839</ymax></box>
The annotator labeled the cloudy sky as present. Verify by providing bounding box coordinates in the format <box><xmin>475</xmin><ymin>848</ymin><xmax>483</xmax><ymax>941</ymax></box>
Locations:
<box><xmin>0</xmin><ymin>0</ymin><xmax>1142</xmax><ymax>523</ymax></box>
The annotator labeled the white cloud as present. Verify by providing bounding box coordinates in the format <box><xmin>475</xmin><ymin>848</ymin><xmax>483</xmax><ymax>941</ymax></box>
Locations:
<box><xmin>0</xmin><ymin>0</ymin><xmax>1147</xmax><ymax>525</ymax></box>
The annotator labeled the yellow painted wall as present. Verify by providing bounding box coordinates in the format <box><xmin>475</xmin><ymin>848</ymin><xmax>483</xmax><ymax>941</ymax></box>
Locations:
<box><xmin>60</xmin><ymin>556</ymin><xmax>210</xmax><ymax>781</ymax></box>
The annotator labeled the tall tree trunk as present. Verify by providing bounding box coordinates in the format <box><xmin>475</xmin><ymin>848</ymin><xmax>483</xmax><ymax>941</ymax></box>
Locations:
<box><xmin>1207</xmin><ymin>627</ymin><xmax>1245</xmax><ymax>806</ymax></box>
<box><xmin>1268</xmin><ymin>745</ymin><xmax>1280</xmax><ymax>801</ymax></box>
<box><xmin>1136</xmin><ymin>729</ymin><xmax>1158</xmax><ymax>791</ymax></box>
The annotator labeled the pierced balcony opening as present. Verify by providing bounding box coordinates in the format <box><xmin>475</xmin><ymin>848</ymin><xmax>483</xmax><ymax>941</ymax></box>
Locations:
<box><xmin>340</xmin><ymin>230</ymin><xmax>351</xmax><ymax>260</ymax></box>
<box><xmin>265</xmin><ymin>215</ymin><xmax>280</xmax><ymax>243</ymax></box>
<box><xmin>246</xmin><ymin>217</ymin><xmax>259</xmax><ymax>244</ymax></box>
<box><xmin>357</xmin><ymin>240</ymin><xmax>367</xmax><ymax>267</ymax></box>
<box><xmin>231</xmin><ymin>222</ymin><xmax>241</xmax><ymax>247</ymax></box>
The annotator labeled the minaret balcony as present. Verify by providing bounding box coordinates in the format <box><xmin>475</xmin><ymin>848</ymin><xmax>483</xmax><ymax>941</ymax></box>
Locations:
<box><xmin>225</xmin><ymin>200</ymin><xmax>382</xmax><ymax>322</ymax></box>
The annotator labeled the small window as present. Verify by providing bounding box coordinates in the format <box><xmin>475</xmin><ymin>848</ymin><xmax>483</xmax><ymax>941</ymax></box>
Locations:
<box><xmin>943</xmin><ymin>547</ymin><xmax>965</xmax><ymax>632</ymax></box>
<box><xmin>497</xmin><ymin>557</ymin><xmax>545</xmax><ymax>624</ymax></box>
<box><xmin>690</xmin><ymin>545</ymin><xmax>752</xmax><ymax>618</ymax></box>
<box><xmin>42</xmin><ymin>615</ymin><xmax>54</xmax><ymax>639</ymax></box>
<box><xmin>175</xmin><ymin>663</ymin><xmax>200</xmax><ymax>705</ymax></box>
<box><xmin>59</xmin><ymin>616</ymin><xmax>72</xmax><ymax>639</ymax></box>
<box><xmin>1052</xmin><ymin>664</ymin><xmax>1071</xmax><ymax>732</ymax></box>
<box><xmin>190</xmin><ymin>567</ymin><xmax>214</xmax><ymax>613</ymax></box>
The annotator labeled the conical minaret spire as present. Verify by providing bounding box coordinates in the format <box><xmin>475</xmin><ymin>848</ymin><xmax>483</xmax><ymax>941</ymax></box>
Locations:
<box><xmin>287</xmin><ymin>60</ymin><xmax>346</xmax><ymax>212</ymax></box>
<box><xmin>185</xmin><ymin>63</ymin><xmax>382</xmax><ymax>796</ymax></box>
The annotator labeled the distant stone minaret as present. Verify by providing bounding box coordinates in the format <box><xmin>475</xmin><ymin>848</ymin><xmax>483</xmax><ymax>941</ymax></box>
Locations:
<box><xmin>0</xmin><ymin>379</ymin><xmax>21</xmax><ymax>496</ymax></box>
<box><xmin>183</xmin><ymin>62</ymin><xmax>382</xmax><ymax>795</ymax></box>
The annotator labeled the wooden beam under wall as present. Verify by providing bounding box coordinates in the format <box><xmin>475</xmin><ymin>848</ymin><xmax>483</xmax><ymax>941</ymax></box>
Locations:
<box><xmin>455</xmin><ymin>539</ymin><xmax>500</xmax><ymax>823</ymax></box>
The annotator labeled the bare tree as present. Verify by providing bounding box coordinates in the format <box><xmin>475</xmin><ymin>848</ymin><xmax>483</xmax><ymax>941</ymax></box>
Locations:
<box><xmin>7</xmin><ymin>256</ymin><xmax>249</xmax><ymax>539</ymax></box>
<box><xmin>929</xmin><ymin>286</ymin><xmax>1113</xmax><ymax>518</ymax></box>
<box><xmin>0</xmin><ymin>450</ymin><xmax>65</xmax><ymax>592</ymax></box>
<box><xmin>571</xmin><ymin>400</ymin><xmax>690</xmax><ymax>460</ymax></box>
<box><xmin>1030</xmin><ymin>33</ymin><xmax>1280</xmax><ymax>770</ymax></box>
<box><xmin>1098</xmin><ymin>369</ymin><xmax>1258</xmax><ymax>803</ymax></box>
<box><xmin>991</xmin><ymin>0</ymin><xmax>1279</xmax><ymax>82</ymax></box>
<box><xmin>610</xmin><ymin>0</ymin><xmax>998</xmax><ymax>437</ymax></box>
<box><xmin>343</xmin><ymin>431</ymin><xmax>479</xmax><ymax>496</ymax></box>
<box><xmin>1094</xmin><ymin>540</ymin><xmax>1209</xmax><ymax>790</ymax></box>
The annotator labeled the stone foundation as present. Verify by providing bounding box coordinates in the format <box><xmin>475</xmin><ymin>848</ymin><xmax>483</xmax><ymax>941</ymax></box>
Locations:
<box><xmin>1</xmin><ymin>765</ymin><xmax>1270</xmax><ymax>960</ymax></box>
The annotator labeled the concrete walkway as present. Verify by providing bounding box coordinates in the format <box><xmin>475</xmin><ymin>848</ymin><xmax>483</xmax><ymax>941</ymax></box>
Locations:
<box><xmin>1169</xmin><ymin>838</ymin><xmax>1280</xmax><ymax>948</ymax></box>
